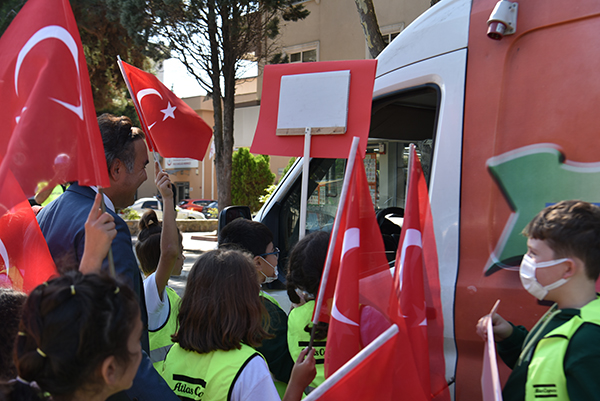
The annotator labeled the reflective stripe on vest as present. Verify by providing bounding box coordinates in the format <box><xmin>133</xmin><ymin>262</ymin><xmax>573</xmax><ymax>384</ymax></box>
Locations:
<box><xmin>261</xmin><ymin>291</ymin><xmax>281</xmax><ymax>309</ymax></box>
<box><xmin>525</xmin><ymin>297</ymin><xmax>600</xmax><ymax>401</ymax></box>
<box><xmin>149</xmin><ymin>287</ymin><xmax>180</xmax><ymax>370</ymax></box>
<box><xmin>161</xmin><ymin>343</ymin><xmax>261</xmax><ymax>401</ymax></box>
<box><xmin>287</xmin><ymin>300</ymin><xmax>326</xmax><ymax>387</ymax></box>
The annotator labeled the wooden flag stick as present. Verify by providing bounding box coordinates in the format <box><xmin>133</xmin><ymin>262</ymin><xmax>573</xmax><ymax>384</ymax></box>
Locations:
<box><xmin>98</xmin><ymin>188</ymin><xmax>116</xmax><ymax>278</ymax></box>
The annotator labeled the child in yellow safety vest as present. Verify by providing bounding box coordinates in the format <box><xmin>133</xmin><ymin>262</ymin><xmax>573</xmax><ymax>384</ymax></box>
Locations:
<box><xmin>285</xmin><ymin>231</ymin><xmax>330</xmax><ymax>392</ymax></box>
<box><xmin>135</xmin><ymin>168</ymin><xmax>184</xmax><ymax>371</ymax></box>
<box><xmin>160</xmin><ymin>248</ymin><xmax>316</xmax><ymax>401</ymax></box>
<box><xmin>477</xmin><ymin>200</ymin><xmax>600</xmax><ymax>401</ymax></box>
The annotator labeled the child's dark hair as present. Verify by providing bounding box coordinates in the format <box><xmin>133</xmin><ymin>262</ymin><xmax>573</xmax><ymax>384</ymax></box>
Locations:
<box><xmin>524</xmin><ymin>200</ymin><xmax>600</xmax><ymax>281</ymax></box>
<box><xmin>0</xmin><ymin>288</ymin><xmax>26</xmax><ymax>381</ymax></box>
<box><xmin>286</xmin><ymin>231</ymin><xmax>330</xmax><ymax>298</ymax></box>
<box><xmin>13</xmin><ymin>272</ymin><xmax>139</xmax><ymax>399</ymax></box>
<box><xmin>174</xmin><ymin>248</ymin><xmax>271</xmax><ymax>353</ymax></box>
<box><xmin>218</xmin><ymin>218</ymin><xmax>273</xmax><ymax>256</ymax></box>
<box><xmin>286</xmin><ymin>231</ymin><xmax>330</xmax><ymax>340</ymax></box>
<box><xmin>136</xmin><ymin>209</ymin><xmax>182</xmax><ymax>276</ymax></box>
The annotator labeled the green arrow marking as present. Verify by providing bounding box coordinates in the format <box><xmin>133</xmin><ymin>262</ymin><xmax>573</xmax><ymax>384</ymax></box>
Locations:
<box><xmin>485</xmin><ymin>144</ymin><xmax>600</xmax><ymax>275</ymax></box>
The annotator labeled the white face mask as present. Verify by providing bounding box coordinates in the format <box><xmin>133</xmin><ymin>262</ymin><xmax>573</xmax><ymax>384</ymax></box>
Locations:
<box><xmin>259</xmin><ymin>257</ymin><xmax>278</xmax><ymax>284</ymax></box>
<box><xmin>519</xmin><ymin>254</ymin><xmax>570</xmax><ymax>300</ymax></box>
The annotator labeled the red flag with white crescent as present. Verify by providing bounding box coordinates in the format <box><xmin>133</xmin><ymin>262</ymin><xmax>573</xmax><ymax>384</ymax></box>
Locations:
<box><xmin>324</xmin><ymin>146</ymin><xmax>393</xmax><ymax>376</ymax></box>
<box><xmin>118</xmin><ymin>60</ymin><xmax>213</xmax><ymax>161</ymax></box>
<box><xmin>389</xmin><ymin>145</ymin><xmax>449</xmax><ymax>401</ymax></box>
<box><xmin>0</xmin><ymin>169</ymin><xmax>57</xmax><ymax>293</ymax></box>
<box><xmin>0</xmin><ymin>0</ymin><xmax>109</xmax><ymax>198</ymax></box>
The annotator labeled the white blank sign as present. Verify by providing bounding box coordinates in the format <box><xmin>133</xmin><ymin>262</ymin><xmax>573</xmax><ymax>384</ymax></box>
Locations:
<box><xmin>276</xmin><ymin>70</ymin><xmax>350</xmax><ymax>135</ymax></box>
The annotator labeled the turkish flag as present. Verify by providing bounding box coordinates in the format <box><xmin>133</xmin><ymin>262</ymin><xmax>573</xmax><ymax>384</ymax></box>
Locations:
<box><xmin>0</xmin><ymin>0</ymin><xmax>109</xmax><ymax>198</ymax></box>
<box><xmin>311</xmin><ymin>145</ymin><xmax>433</xmax><ymax>400</ymax></box>
<box><xmin>314</xmin><ymin>149</ymin><xmax>390</xmax><ymax>326</ymax></box>
<box><xmin>0</xmin><ymin>169</ymin><xmax>57</xmax><ymax>293</ymax></box>
<box><xmin>306</xmin><ymin>325</ymin><xmax>399</xmax><ymax>401</ymax></box>
<box><xmin>389</xmin><ymin>145</ymin><xmax>450</xmax><ymax>401</ymax></box>
<box><xmin>322</xmin><ymin>146</ymin><xmax>393</xmax><ymax>376</ymax></box>
<box><xmin>118</xmin><ymin>60</ymin><xmax>213</xmax><ymax>161</ymax></box>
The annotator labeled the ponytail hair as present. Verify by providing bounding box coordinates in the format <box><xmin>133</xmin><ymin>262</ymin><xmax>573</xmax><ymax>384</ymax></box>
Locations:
<box><xmin>14</xmin><ymin>272</ymin><xmax>139</xmax><ymax>398</ymax></box>
<box><xmin>136</xmin><ymin>210</ymin><xmax>162</xmax><ymax>275</ymax></box>
<box><xmin>136</xmin><ymin>209</ymin><xmax>182</xmax><ymax>276</ymax></box>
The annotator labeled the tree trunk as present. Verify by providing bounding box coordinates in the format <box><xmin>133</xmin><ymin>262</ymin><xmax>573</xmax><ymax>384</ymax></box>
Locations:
<box><xmin>208</xmin><ymin>1</ymin><xmax>231</xmax><ymax>211</ymax></box>
<box><xmin>218</xmin><ymin>4</ymin><xmax>235</xmax><ymax>211</ymax></box>
<box><xmin>354</xmin><ymin>0</ymin><xmax>386</xmax><ymax>59</ymax></box>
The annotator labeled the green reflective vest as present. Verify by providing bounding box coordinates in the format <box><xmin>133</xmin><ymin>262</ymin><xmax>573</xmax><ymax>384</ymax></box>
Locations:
<box><xmin>287</xmin><ymin>300</ymin><xmax>326</xmax><ymax>388</ymax></box>
<box><xmin>161</xmin><ymin>343</ymin><xmax>261</xmax><ymax>401</ymax></box>
<box><xmin>149</xmin><ymin>287</ymin><xmax>180</xmax><ymax>371</ymax></box>
<box><xmin>526</xmin><ymin>297</ymin><xmax>600</xmax><ymax>401</ymax></box>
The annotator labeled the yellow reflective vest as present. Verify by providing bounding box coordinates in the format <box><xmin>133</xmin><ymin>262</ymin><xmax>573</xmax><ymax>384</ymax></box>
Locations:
<box><xmin>525</xmin><ymin>298</ymin><xmax>600</xmax><ymax>401</ymax></box>
<box><xmin>287</xmin><ymin>300</ymin><xmax>326</xmax><ymax>388</ymax></box>
<box><xmin>149</xmin><ymin>286</ymin><xmax>180</xmax><ymax>371</ymax></box>
<box><xmin>161</xmin><ymin>343</ymin><xmax>261</xmax><ymax>401</ymax></box>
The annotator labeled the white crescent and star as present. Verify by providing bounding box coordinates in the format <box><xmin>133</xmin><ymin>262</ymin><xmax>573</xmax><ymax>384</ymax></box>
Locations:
<box><xmin>15</xmin><ymin>25</ymin><xmax>83</xmax><ymax>121</ymax></box>
<box><xmin>396</xmin><ymin>228</ymin><xmax>428</xmax><ymax>326</ymax></box>
<box><xmin>136</xmin><ymin>88</ymin><xmax>177</xmax><ymax>129</ymax></box>
<box><xmin>331</xmin><ymin>227</ymin><xmax>360</xmax><ymax>327</ymax></box>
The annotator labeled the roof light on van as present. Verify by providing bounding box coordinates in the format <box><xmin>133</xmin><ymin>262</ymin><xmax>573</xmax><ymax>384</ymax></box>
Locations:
<box><xmin>487</xmin><ymin>0</ymin><xmax>518</xmax><ymax>40</ymax></box>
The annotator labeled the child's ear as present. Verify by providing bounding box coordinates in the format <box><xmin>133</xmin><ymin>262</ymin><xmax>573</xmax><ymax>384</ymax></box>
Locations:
<box><xmin>101</xmin><ymin>355</ymin><xmax>119</xmax><ymax>386</ymax></box>
<box><xmin>253</xmin><ymin>255</ymin><xmax>263</xmax><ymax>271</ymax></box>
<box><xmin>563</xmin><ymin>258</ymin><xmax>581</xmax><ymax>279</ymax></box>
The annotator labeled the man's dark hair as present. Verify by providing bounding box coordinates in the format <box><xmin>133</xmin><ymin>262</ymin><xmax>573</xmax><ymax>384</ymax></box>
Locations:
<box><xmin>218</xmin><ymin>218</ymin><xmax>273</xmax><ymax>257</ymax></box>
<box><xmin>524</xmin><ymin>200</ymin><xmax>600</xmax><ymax>281</ymax></box>
<box><xmin>97</xmin><ymin>113</ymin><xmax>144</xmax><ymax>174</ymax></box>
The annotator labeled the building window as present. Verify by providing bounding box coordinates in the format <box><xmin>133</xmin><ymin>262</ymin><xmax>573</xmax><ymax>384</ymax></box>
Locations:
<box><xmin>289</xmin><ymin>49</ymin><xmax>317</xmax><ymax>63</ymax></box>
<box><xmin>381</xmin><ymin>22</ymin><xmax>404</xmax><ymax>46</ymax></box>
<box><xmin>366</xmin><ymin>22</ymin><xmax>405</xmax><ymax>58</ymax></box>
<box><xmin>383</xmin><ymin>31</ymin><xmax>400</xmax><ymax>45</ymax></box>
<box><xmin>284</xmin><ymin>41</ymin><xmax>319</xmax><ymax>63</ymax></box>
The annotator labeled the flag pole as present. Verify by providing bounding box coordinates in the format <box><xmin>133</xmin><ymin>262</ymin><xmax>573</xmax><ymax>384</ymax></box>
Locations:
<box><xmin>299</xmin><ymin>127</ymin><xmax>311</xmax><ymax>240</ymax></box>
<box><xmin>406</xmin><ymin>143</ymin><xmax>415</xmax><ymax>197</ymax></box>
<box><xmin>97</xmin><ymin>187</ymin><xmax>116</xmax><ymax>278</ymax></box>
<box><xmin>117</xmin><ymin>57</ymin><xmax>165</xmax><ymax>187</ymax></box>
<box><xmin>308</xmin><ymin>136</ymin><xmax>360</xmax><ymax>348</ymax></box>
<box><xmin>304</xmin><ymin>324</ymin><xmax>399</xmax><ymax>400</ymax></box>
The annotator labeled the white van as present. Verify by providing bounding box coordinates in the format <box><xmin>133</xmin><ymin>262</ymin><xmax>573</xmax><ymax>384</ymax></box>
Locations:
<box><xmin>247</xmin><ymin>0</ymin><xmax>600</xmax><ymax>397</ymax></box>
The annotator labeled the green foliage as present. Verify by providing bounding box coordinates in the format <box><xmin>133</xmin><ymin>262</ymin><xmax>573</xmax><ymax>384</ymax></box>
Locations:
<box><xmin>259</xmin><ymin>184</ymin><xmax>277</xmax><ymax>205</ymax></box>
<box><xmin>232</xmin><ymin>148</ymin><xmax>275</xmax><ymax>212</ymax></box>
<box><xmin>120</xmin><ymin>207</ymin><xmax>140</xmax><ymax>220</ymax></box>
<box><xmin>282</xmin><ymin>157</ymin><xmax>296</xmax><ymax>177</ymax></box>
<box><xmin>0</xmin><ymin>0</ymin><xmax>24</xmax><ymax>35</ymax></box>
<box><xmin>0</xmin><ymin>0</ymin><xmax>166</xmax><ymax>114</ymax></box>
<box><xmin>269</xmin><ymin>52</ymin><xmax>289</xmax><ymax>65</ymax></box>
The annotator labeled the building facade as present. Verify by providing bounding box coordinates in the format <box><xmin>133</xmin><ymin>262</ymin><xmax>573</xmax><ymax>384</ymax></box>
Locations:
<box><xmin>138</xmin><ymin>0</ymin><xmax>430</xmax><ymax>204</ymax></box>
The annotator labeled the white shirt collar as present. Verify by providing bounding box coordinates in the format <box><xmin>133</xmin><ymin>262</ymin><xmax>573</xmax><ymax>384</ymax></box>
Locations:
<box><xmin>90</xmin><ymin>186</ymin><xmax>115</xmax><ymax>213</ymax></box>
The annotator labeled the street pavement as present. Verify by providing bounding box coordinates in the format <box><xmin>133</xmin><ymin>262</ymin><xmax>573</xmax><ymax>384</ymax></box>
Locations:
<box><xmin>140</xmin><ymin>231</ymin><xmax>293</xmax><ymax>314</ymax></box>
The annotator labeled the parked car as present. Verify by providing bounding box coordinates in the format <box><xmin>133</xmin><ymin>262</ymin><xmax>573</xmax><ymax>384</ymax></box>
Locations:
<box><xmin>127</xmin><ymin>197</ymin><xmax>206</xmax><ymax>220</ymax></box>
<box><xmin>202</xmin><ymin>201</ymin><xmax>219</xmax><ymax>219</ymax></box>
<box><xmin>178</xmin><ymin>199</ymin><xmax>216</xmax><ymax>213</ymax></box>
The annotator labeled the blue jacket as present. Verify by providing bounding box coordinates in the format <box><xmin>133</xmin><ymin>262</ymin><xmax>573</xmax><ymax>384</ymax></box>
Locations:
<box><xmin>37</xmin><ymin>183</ymin><xmax>178</xmax><ymax>401</ymax></box>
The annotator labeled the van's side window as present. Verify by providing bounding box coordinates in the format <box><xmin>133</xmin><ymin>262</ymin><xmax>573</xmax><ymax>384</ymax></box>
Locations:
<box><xmin>275</xmin><ymin>85</ymin><xmax>440</xmax><ymax>266</ymax></box>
